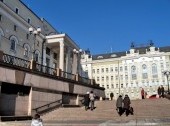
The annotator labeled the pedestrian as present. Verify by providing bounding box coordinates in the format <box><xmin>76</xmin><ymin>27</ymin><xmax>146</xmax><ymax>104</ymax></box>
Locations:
<box><xmin>89</xmin><ymin>91</ymin><xmax>95</xmax><ymax>111</ymax></box>
<box><xmin>84</xmin><ymin>92</ymin><xmax>90</xmax><ymax>111</ymax></box>
<box><xmin>31</xmin><ymin>113</ymin><xmax>43</xmax><ymax>126</ymax></box>
<box><xmin>116</xmin><ymin>95</ymin><xmax>123</xmax><ymax>116</ymax></box>
<box><xmin>123</xmin><ymin>94</ymin><xmax>131</xmax><ymax>116</ymax></box>
<box><xmin>157</xmin><ymin>86</ymin><xmax>161</xmax><ymax>98</ymax></box>
<box><xmin>160</xmin><ymin>85</ymin><xmax>165</xmax><ymax>98</ymax></box>
<box><xmin>141</xmin><ymin>88</ymin><xmax>145</xmax><ymax>99</ymax></box>
<box><xmin>110</xmin><ymin>92</ymin><xmax>114</xmax><ymax>100</ymax></box>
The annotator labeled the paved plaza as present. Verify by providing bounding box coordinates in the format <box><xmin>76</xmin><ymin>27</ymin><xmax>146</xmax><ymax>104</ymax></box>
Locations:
<box><xmin>1</xmin><ymin>98</ymin><xmax>170</xmax><ymax>126</ymax></box>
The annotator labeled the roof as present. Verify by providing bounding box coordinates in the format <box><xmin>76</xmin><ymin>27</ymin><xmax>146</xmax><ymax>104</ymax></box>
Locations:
<box><xmin>92</xmin><ymin>46</ymin><xmax>170</xmax><ymax>60</ymax></box>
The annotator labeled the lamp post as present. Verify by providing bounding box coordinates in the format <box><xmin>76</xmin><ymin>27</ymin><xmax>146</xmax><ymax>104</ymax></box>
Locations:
<box><xmin>28</xmin><ymin>27</ymin><xmax>41</xmax><ymax>61</ymax></box>
<box><xmin>163</xmin><ymin>70</ymin><xmax>170</xmax><ymax>94</ymax></box>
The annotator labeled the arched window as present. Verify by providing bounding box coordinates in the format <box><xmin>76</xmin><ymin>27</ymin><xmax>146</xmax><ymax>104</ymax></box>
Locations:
<box><xmin>131</xmin><ymin>65</ymin><xmax>137</xmax><ymax>80</ymax></box>
<box><xmin>152</xmin><ymin>63</ymin><xmax>158</xmax><ymax>78</ymax></box>
<box><xmin>142</xmin><ymin>64</ymin><xmax>148</xmax><ymax>79</ymax></box>
<box><xmin>34</xmin><ymin>50</ymin><xmax>40</xmax><ymax>63</ymax></box>
<box><xmin>9</xmin><ymin>36</ymin><xmax>18</xmax><ymax>52</ymax></box>
<box><xmin>23</xmin><ymin>43</ymin><xmax>30</xmax><ymax>57</ymax></box>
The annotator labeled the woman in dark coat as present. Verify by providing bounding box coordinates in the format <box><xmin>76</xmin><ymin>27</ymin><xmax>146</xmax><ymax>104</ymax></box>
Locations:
<box><xmin>116</xmin><ymin>95</ymin><xmax>123</xmax><ymax>116</ymax></box>
<box><xmin>123</xmin><ymin>94</ymin><xmax>131</xmax><ymax>116</ymax></box>
<box><xmin>84</xmin><ymin>92</ymin><xmax>90</xmax><ymax>110</ymax></box>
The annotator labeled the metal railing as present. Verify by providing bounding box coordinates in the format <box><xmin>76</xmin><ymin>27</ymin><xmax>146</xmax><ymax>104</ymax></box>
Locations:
<box><xmin>61</xmin><ymin>71</ymin><xmax>75</xmax><ymax>80</ymax></box>
<box><xmin>2</xmin><ymin>54</ymin><xmax>31</xmax><ymax>69</ymax></box>
<box><xmin>81</xmin><ymin>76</ymin><xmax>91</xmax><ymax>84</ymax></box>
<box><xmin>35</xmin><ymin>63</ymin><xmax>56</xmax><ymax>75</ymax></box>
<box><xmin>0</xmin><ymin>53</ymin><xmax>95</xmax><ymax>85</ymax></box>
<box><xmin>32</xmin><ymin>99</ymin><xmax>62</xmax><ymax>114</ymax></box>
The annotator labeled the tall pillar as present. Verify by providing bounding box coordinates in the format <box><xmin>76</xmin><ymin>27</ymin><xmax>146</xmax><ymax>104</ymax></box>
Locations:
<box><xmin>59</xmin><ymin>41</ymin><xmax>64</xmax><ymax>71</ymax></box>
<box><xmin>66</xmin><ymin>48</ymin><xmax>71</xmax><ymax>73</ymax></box>
<box><xmin>72</xmin><ymin>52</ymin><xmax>78</xmax><ymax>74</ymax></box>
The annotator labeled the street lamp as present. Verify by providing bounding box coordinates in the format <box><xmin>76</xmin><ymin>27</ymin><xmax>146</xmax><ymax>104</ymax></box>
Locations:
<box><xmin>29</xmin><ymin>27</ymin><xmax>41</xmax><ymax>61</ymax></box>
<box><xmin>163</xmin><ymin>70</ymin><xmax>170</xmax><ymax>94</ymax></box>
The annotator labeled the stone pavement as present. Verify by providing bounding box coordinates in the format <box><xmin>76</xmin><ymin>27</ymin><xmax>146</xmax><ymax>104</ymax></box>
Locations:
<box><xmin>1</xmin><ymin>98</ymin><xmax>170</xmax><ymax>126</ymax></box>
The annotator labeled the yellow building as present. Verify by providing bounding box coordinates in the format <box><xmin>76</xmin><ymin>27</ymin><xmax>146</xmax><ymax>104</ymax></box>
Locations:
<box><xmin>81</xmin><ymin>43</ymin><xmax>170</xmax><ymax>99</ymax></box>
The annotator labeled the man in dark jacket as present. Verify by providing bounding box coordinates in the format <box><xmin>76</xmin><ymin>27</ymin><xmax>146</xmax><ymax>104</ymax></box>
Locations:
<box><xmin>123</xmin><ymin>94</ymin><xmax>131</xmax><ymax>116</ymax></box>
<box><xmin>84</xmin><ymin>92</ymin><xmax>90</xmax><ymax>110</ymax></box>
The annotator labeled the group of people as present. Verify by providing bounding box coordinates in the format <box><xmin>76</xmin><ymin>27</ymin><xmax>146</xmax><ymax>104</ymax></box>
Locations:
<box><xmin>157</xmin><ymin>85</ymin><xmax>165</xmax><ymax>98</ymax></box>
<box><xmin>116</xmin><ymin>94</ymin><xmax>133</xmax><ymax>116</ymax></box>
<box><xmin>84</xmin><ymin>91</ymin><xmax>96</xmax><ymax>111</ymax></box>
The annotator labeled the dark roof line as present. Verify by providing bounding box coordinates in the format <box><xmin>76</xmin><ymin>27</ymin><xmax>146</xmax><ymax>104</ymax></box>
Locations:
<box><xmin>19</xmin><ymin>0</ymin><xmax>58</xmax><ymax>33</ymax></box>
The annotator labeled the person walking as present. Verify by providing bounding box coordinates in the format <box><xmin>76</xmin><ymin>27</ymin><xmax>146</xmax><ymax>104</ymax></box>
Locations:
<box><xmin>160</xmin><ymin>85</ymin><xmax>165</xmax><ymax>98</ymax></box>
<box><xmin>110</xmin><ymin>92</ymin><xmax>114</xmax><ymax>100</ymax></box>
<box><xmin>157</xmin><ymin>86</ymin><xmax>161</xmax><ymax>98</ymax></box>
<box><xmin>123</xmin><ymin>94</ymin><xmax>131</xmax><ymax>116</ymax></box>
<box><xmin>31</xmin><ymin>113</ymin><xmax>43</xmax><ymax>126</ymax></box>
<box><xmin>89</xmin><ymin>91</ymin><xmax>95</xmax><ymax>111</ymax></box>
<box><xmin>116</xmin><ymin>95</ymin><xmax>123</xmax><ymax>116</ymax></box>
<box><xmin>84</xmin><ymin>92</ymin><xmax>90</xmax><ymax>111</ymax></box>
<box><xmin>141</xmin><ymin>88</ymin><xmax>145</xmax><ymax>99</ymax></box>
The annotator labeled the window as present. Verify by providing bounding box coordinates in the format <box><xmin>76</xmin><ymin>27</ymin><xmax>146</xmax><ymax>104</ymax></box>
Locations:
<box><xmin>116</xmin><ymin>84</ymin><xmax>118</xmax><ymax>88</ymax></box>
<box><xmin>125</xmin><ymin>75</ymin><xmax>128</xmax><ymax>80</ymax></box>
<box><xmin>131</xmin><ymin>66</ymin><xmax>137</xmax><ymax>80</ymax></box>
<box><xmin>107</xmin><ymin>85</ymin><xmax>109</xmax><ymax>89</ymax></box>
<box><xmin>26</xmin><ymin>34</ymin><xmax>29</xmax><ymax>40</ymax></box>
<box><xmin>102</xmin><ymin>76</ymin><xmax>104</xmax><ymax>81</ymax></box>
<box><xmin>10</xmin><ymin>40</ymin><xmax>16</xmax><ymax>51</ymax></box>
<box><xmin>15</xmin><ymin>8</ymin><xmax>19</xmax><ymax>14</ymax></box>
<box><xmin>23</xmin><ymin>44</ymin><xmax>30</xmax><ymax>57</ymax></box>
<box><xmin>101</xmin><ymin>68</ymin><xmax>104</xmax><ymax>72</ymax></box>
<box><xmin>97</xmin><ymin>77</ymin><xmax>99</xmax><ymax>81</ymax></box>
<box><xmin>111</xmin><ymin>76</ymin><xmax>113</xmax><ymax>81</ymax></box>
<box><xmin>106</xmin><ymin>76</ymin><xmax>109</xmax><ymax>81</ymax></box>
<box><xmin>111</xmin><ymin>84</ymin><xmax>114</xmax><ymax>88</ymax></box>
<box><xmin>35</xmin><ymin>54</ymin><xmax>38</xmax><ymax>62</ymax></box>
<box><xmin>24</xmin><ymin>47</ymin><xmax>28</xmax><ymax>57</ymax></box>
<box><xmin>142</xmin><ymin>64</ymin><xmax>148</xmax><ymax>79</ymax></box>
<box><xmin>116</xmin><ymin>75</ymin><xmax>118</xmax><ymax>80</ymax></box>
<box><xmin>120</xmin><ymin>66</ymin><xmax>123</xmax><ymax>72</ymax></box>
<box><xmin>34</xmin><ymin>50</ymin><xmax>40</xmax><ymax>63</ymax></box>
<box><xmin>121</xmin><ymin>84</ymin><xmax>123</xmax><ymax>88</ymax></box>
<box><xmin>13</xmin><ymin>25</ymin><xmax>17</xmax><ymax>31</ymax></box>
<box><xmin>106</xmin><ymin>68</ymin><xmax>108</xmax><ymax>73</ymax></box>
<box><xmin>53</xmin><ymin>53</ymin><xmax>57</xmax><ymax>60</ymax></box>
<box><xmin>46</xmin><ymin>47</ymin><xmax>50</xmax><ymax>55</ymax></box>
<box><xmin>152</xmin><ymin>63</ymin><xmax>158</xmax><ymax>78</ymax></box>
<box><xmin>0</xmin><ymin>0</ymin><xmax>4</xmax><ymax>2</ymax></box>
<box><xmin>9</xmin><ymin>36</ymin><xmax>18</xmax><ymax>52</ymax></box>
<box><xmin>110</xmin><ymin>67</ymin><xmax>113</xmax><ymax>72</ymax></box>
<box><xmin>27</xmin><ymin>18</ymin><xmax>31</xmax><ymax>24</ymax></box>
<box><xmin>115</xmin><ymin>67</ymin><xmax>118</xmax><ymax>72</ymax></box>
<box><xmin>125</xmin><ymin>66</ymin><xmax>127</xmax><ymax>71</ymax></box>
<box><xmin>92</xmin><ymin>69</ymin><xmax>95</xmax><ymax>74</ymax></box>
<box><xmin>97</xmin><ymin>69</ymin><xmax>99</xmax><ymax>74</ymax></box>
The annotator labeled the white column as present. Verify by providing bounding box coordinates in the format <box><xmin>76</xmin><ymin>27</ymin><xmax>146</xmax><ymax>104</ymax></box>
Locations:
<box><xmin>66</xmin><ymin>48</ymin><xmax>71</xmax><ymax>73</ymax></box>
<box><xmin>59</xmin><ymin>41</ymin><xmax>64</xmax><ymax>71</ymax></box>
<box><xmin>72</xmin><ymin>53</ymin><xmax>78</xmax><ymax>74</ymax></box>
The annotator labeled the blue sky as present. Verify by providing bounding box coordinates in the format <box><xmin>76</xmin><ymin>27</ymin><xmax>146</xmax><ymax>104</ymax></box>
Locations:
<box><xmin>22</xmin><ymin>0</ymin><xmax>170</xmax><ymax>55</ymax></box>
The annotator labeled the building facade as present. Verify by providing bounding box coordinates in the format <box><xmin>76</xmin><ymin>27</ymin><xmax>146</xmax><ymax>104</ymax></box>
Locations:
<box><xmin>0</xmin><ymin>0</ymin><xmax>82</xmax><ymax>75</ymax></box>
<box><xmin>81</xmin><ymin>43</ymin><xmax>170</xmax><ymax>99</ymax></box>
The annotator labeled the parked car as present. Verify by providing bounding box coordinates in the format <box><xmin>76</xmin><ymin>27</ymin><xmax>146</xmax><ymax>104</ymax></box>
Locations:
<box><xmin>149</xmin><ymin>94</ymin><xmax>157</xmax><ymax>99</ymax></box>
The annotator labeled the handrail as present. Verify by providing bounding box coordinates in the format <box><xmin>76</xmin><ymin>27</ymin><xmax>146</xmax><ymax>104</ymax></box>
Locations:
<box><xmin>32</xmin><ymin>99</ymin><xmax>62</xmax><ymax>113</ymax></box>
<box><xmin>2</xmin><ymin>53</ymin><xmax>31</xmax><ymax>69</ymax></box>
<box><xmin>61</xmin><ymin>71</ymin><xmax>75</xmax><ymax>80</ymax></box>
<box><xmin>0</xmin><ymin>53</ymin><xmax>100</xmax><ymax>86</ymax></box>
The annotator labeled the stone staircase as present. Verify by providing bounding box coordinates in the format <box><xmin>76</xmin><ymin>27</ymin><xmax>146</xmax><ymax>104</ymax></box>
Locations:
<box><xmin>42</xmin><ymin>98</ymin><xmax>170</xmax><ymax>121</ymax></box>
